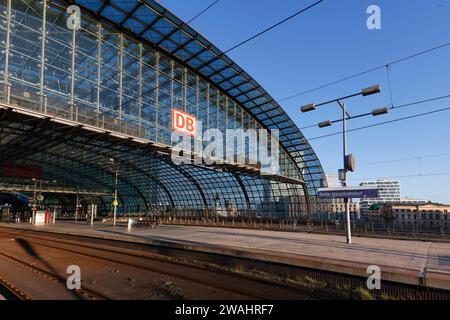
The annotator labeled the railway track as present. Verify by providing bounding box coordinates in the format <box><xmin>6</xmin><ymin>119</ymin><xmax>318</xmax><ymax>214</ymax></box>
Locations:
<box><xmin>0</xmin><ymin>276</ymin><xmax>30</xmax><ymax>300</ymax></box>
<box><xmin>0</xmin><ymin>228</ymin><xmax>319</xmax><ymax>300</ymax></box>
<box><xmin>0</xmin><ymin>248</ymin><xmax>110</xmax><ymax>300</ymax></box>
<box><xmin>1</xmin><ymin>226</ymin><xmax>449</xmax><ymax>300</ymax></box>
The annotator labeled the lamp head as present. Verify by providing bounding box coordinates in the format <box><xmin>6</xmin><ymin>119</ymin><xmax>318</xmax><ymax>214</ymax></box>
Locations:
<box><xmin>361</xmin><ymin>84</ymin><xmax>381</xmax><ymax>96</ymax></box>
<box><xmin>301</xmin><ymin>103</ymin><xmax>316</xmax><ymax>113</ymax></box>
<box><xmin>318</xmin><ymin>120</ymin><xmax>332</xmax><ymax>128</ymax></box>
<box><xmin>372</xmin><ymin>107</ymin><xmax>389</xmax><ymax>116</ymax></box>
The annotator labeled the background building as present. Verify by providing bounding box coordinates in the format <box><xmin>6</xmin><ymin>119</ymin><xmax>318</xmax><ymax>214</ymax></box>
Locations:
<box><xmin>359</xmin><ymin>179</ymin><xmax>401</xmax><ymax>214</ymax></box>
<box><xmin>380</xmin><ymin>202</ymin><xmax>450</xmax><ymax>232</ymax></box>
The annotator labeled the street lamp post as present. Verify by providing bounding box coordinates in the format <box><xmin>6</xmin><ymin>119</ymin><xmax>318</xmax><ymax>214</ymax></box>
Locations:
<box><xmin>301</xmin><ymin>85</ymin><xmax>384</xmax><ymax>244</ymax></box>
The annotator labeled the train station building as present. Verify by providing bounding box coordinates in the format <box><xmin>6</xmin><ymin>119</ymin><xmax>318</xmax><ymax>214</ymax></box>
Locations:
<box><xmin>0</xmin><ymin>0</ymin><xmax>326</xmax><ymax>219</ymax></box>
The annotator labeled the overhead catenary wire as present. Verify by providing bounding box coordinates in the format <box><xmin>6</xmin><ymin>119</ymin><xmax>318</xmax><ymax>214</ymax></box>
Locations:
<box><xmin>186</xmin><ymin>0</ymin><xmax>221</xmax><ymax>24</ymax></box>
<box><xmin>348</xmin><ymin>172</ymin><xmax>450</xmax><ymax>182</ymax></box>
<box><xmin>277</xmin><ymin>40</ymin><xmax>450</xmax><ymax>103</ymax></box>
<box><xmin>359</xmin><ymin>152</ymin><xmax>450</xmax><ymax>167</ymax></box>
<box><xmin>326</xmin><ymin>153</ymin><xmax>450</xmax><ymax>179</ymax></box>
<box><xmin>223</xmin><ymin>0</ymin><xmax>325</xmax><ymax>54</ymax></box>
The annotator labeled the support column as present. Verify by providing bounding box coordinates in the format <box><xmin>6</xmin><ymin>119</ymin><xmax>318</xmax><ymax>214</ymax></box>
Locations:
<box><xmin>170</xmin><ymin>59</ymin><xmax>174</xmax><ymax>110</ymax></box>
<box><xmin>118</xmin><ymin>33</ymin><xmax>124</xmax><ymax>120</ymax></box>
<box><xmin>303</xmin><ymin>183</ymin><xmax>312</xmax><ymax>225</ymax></box>
<box><xmin>224</xmin><ymin>97</ymin><xmax>228</xmax><ymax>131</ymax></box>
<box><xmin>206</xmin><ymin>82</ymin><xmax>210</xmax><ymax>130</ymax></box>
<box><xmin>137</xmin><ymin>43</ymin><xmax>143</xmax><ymax>130</ymax></box>
<box><xmin>195</xmin><ymin>75</ymin><xmax>199</xmax><ymax>118</ymax></box>
<box><xmin>39</xmin><ymin>0</ymin><xmax>47</xmax><ymax>112</ymax></box>
<box><xmin>53</xmin><ymin>207</ymin><xmax>56</xmax><ymax>224</ymax></box>
<box><xmin>70</xmin><ymin>8</ymin><xmax>77</xmax><ymax>120</ymax></box>
<box><xmin>155</xmin><ymin>52</ymin><xmax>160</xmax><ymax>142</ymax></box>
<box><xmin>194</xmin><ymin>75</ymin><xmax>201</xmax><ymax>162</ymax></box>
<box><xmin>75</xmin><ymin>189</ymin><xmax>79</xmax><ymax>223</ymax></box>
<box><xmin>216</xmin><ymin>89</ymin><xmax>219</xmax><ymax>129</ymax></box>
<box><xmin>96</xmin><ymin>24</ymin><xmax>102</xmax><ymax>115</ymax></box>
<box><xmin>240</xmin><ymin>106</ymin><xmax>244</xmax><ymax>128</ymax></box>
<box><xmin>183</xmin><ymin>67</ymin><xmax>187</xmax><ymax>111</ymax></box>
<box><xmin>3</xmin><ymin>0</ymin><xmax>12</xmax><ymax>103</ymax></box>
<box><xmin>232</xmin><ymin>173</ymin><xmax>252</xmax><ymax>220</ymax></box>
<box><xmin>224</xmin><ymin>96</ymin><xmax>229</xmax><ymax>160</ymax></box>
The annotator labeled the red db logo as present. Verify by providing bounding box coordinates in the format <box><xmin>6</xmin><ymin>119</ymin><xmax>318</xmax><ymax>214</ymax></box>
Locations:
<box><xmin>172</xmin><ymin>109</ymin><xmax>197</xmax><ymax>137</ymax></box>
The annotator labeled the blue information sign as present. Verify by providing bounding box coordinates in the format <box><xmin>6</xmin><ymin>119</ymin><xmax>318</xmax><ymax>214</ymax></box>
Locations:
<box><xmin>318</xmin><ymin>187</ymin><xmax>379</xmax><ymax>199</ymax></box>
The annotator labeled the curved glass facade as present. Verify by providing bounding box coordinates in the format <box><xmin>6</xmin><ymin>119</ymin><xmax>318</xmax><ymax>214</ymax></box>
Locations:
<box><xmin>0</xmin><ymin>0</ymin><xmax>326</xmax><ymax>218</ymax></box>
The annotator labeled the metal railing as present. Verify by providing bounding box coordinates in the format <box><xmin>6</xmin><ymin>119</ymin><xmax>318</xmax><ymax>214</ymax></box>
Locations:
<box><xmin>152</xmin><ymin>214</ymin><xmax>450</xmax><ymax>239</ymax></box>
<box><xmin>0</xmin><ymin>83</ymin><xmax>147</xmax><ymax>140</ymax></box>
<box><xmin>0</xmin><ymin>183</ymin><xmax>110</xmax><ymax>196</ymax></box>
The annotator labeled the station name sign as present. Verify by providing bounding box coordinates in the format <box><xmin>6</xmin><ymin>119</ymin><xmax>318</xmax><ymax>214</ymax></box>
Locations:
<box><xmin>317</xmin><ymin>187</ymin><xmax>379</xmax><ymax>199</ymax></box>
<box><xmin>172</xmin><ymin>108</ymin><xmax>198</xmax><ymax>137</ymax></box>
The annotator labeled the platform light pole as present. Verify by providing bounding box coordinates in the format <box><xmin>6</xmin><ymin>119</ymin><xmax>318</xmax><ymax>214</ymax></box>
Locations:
<box><xmin>104</xmin><ymin>158</ymin><xmax>120</xmax><ymax>228</ymax></box>
<box><xmin>214</xmin><ymin>193</ymin><xmax>220</xmax><ymax>218</ymax></box>
<box><xmin>32</xmin><ymin>178</ymin><xmax>37</xmax><ymax>224</ymax></box>
<box><xmin>38</xmin><ymin>179</ymin><xmax>42</xmax><ymax>206</ymax></box>
<box><xmin>301</xmin><ymin>85</ymin><xmax>386</xmax><ymax>244</ymax></box>
<box><xmin>75</xmin><ymin>188</ymin><xmax>79</xmax><ymax>224</ymax></box>
<box><xmin>101</xmin><ymin>158</ymin><xmax>121</xmax><ymax>227</ymax></box>
<box><xmin>113</xmin><ymin>163</ymin><xmax>119</xmax><ymax>227</ymax></box>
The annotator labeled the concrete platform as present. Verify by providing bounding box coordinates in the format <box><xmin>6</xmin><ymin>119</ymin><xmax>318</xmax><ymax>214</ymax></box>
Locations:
<box><xmin>1</xmin><ymin>221</ymin><xmax>449</xmax><ymax>291</ymax></box>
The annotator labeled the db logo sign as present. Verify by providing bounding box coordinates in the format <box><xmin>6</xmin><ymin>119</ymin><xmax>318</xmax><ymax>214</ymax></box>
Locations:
<box><xmin>172</xmin><ymin>109</ymin><xmax>197</xmax><ymax>137</ymax></box>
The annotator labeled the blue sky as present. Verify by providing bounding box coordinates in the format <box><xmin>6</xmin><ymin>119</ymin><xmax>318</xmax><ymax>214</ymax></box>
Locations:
<box><xmin>159</xmin><ymin>0</ymin><xmax>450</xmax><ymax>203</ymax></box>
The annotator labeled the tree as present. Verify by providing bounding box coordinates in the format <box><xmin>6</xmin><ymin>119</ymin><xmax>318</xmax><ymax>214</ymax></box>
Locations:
<box><xmin>380</xmin><ymin>204</ymin><xmax>395</xmax><ymax>226</ymax></box>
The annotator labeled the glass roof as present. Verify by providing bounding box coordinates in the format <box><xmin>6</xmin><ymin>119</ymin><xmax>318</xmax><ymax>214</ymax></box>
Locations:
<box><xmin>69</xmin><ymin>0</ymin><xmax>326</xmax><ymax>193</ymax></box>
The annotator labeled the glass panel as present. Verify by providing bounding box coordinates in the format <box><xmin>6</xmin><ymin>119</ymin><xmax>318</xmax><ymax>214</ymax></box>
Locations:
<box><xmin>10</xmin><ymin>0</ymin><xmax>43</xmax><ymax>89</ymax></box>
